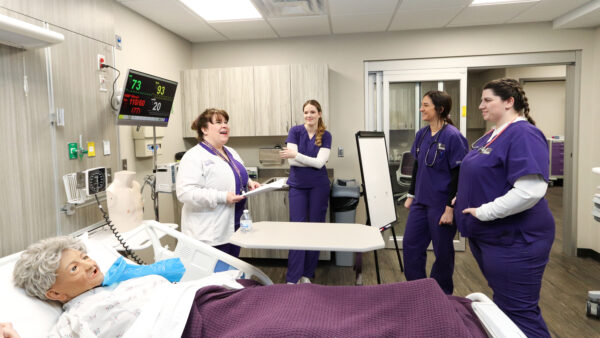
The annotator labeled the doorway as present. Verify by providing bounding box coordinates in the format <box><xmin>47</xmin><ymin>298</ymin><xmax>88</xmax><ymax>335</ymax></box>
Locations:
<box><xmin>365</xmin><ymin>52</ymin><xmax>579</xmax><ymax>255</ymax></box>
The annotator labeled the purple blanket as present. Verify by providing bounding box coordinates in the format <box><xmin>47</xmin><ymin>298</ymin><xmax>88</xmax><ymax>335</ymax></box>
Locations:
<box><xmin>182</xmin><ymin>278</ymin><xmax>487</xmax><ymax>338</ymax></box>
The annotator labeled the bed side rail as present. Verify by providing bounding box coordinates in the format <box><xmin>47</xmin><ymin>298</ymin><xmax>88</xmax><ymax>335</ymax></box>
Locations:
<box><xmin>466</xmin><ymin>292</ymin><xmax>527</xmax><ymax>338</ymax></box>
<box><xmin>142</xmin><ymin>221</ymin><xmax>273</xmax><ymax>285</ymax></box>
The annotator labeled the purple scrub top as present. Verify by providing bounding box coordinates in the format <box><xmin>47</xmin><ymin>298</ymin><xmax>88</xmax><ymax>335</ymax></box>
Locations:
<box><xmin>199</xmin><ymin>143</ymin><xmax>249</xmax><ymax>225</ymax></box>
<box><xmin>286</xmin><ymin>125</ymin><xmax>332</xmax><ymax>188</ymax></box>
<box><xmin>410</xmin><ymin>124</ymin><xmax>468</xmax><ymax>206</ymax></box>
<box><xmin>454</xmin><ymin>121</ymin><xmax>554</xmax><ymax>243</ymax></box>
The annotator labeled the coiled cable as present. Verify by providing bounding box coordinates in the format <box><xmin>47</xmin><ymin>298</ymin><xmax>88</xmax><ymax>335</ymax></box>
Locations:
<box><xmin>95</xmin><ymin>194</ymin><xmax>146</xmax><ymax>265</ymax></box>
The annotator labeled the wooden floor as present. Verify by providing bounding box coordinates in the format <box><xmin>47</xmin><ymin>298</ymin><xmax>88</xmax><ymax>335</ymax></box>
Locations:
<box><xmin>247</xmin><ymin>186</ymin><xmax>600</xmax><ymax>337</ymax></box>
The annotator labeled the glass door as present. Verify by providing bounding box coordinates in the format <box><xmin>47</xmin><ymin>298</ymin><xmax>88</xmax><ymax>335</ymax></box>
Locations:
<box><xmin>372</xmin><ymin>68</ymin><xmax>467</xmax><ymax>251</ymax></box>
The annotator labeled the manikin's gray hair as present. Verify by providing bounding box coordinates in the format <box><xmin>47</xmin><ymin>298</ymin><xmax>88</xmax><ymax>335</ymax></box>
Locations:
<box><xmin>13</xmin><ymin>236</ymin><xmax>87</xmax><ymax>301</ymax></box>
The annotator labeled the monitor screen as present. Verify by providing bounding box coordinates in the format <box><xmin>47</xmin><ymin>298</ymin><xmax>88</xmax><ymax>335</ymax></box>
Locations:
<box><xmin>117</xmin><ymin>69</ymin><xmax>178</xmax><ymax>127</ymax></box>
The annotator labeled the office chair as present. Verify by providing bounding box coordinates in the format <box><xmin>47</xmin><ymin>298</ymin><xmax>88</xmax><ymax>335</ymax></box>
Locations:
<box><xmin>395</xmin><ymin>151</ymin><xmax>415</xmax><ymax>203</ymax></box>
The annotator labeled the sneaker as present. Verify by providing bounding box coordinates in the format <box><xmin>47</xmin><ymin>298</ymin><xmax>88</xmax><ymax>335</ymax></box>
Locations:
<box><xmin>286</xmin><ymin>282</ymin><xmax>294</xmax><ymax>284</ymax></box>
<box><xmin>297</xmin><ymin>276</ymin><xmax>311</xmax><ymax>284</ymax></box>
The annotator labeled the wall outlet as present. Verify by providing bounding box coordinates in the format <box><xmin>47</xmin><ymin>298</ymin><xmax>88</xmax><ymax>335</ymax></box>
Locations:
<box><xmin>338</xmin><ymin>146</ymin><xmax>344</xmax><ymax>157</ymax></box>
<box><xmin>97</xmin><ymin>54</ymin><xmax>105</xmax><ymax>70</ymax></box>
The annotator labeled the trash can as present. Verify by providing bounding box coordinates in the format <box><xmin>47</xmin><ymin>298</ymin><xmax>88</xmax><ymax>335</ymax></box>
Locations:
<box><xmin>331</xmin><ymin>179</ymin><xmax>360</xmax><ymax>266</ymax></box>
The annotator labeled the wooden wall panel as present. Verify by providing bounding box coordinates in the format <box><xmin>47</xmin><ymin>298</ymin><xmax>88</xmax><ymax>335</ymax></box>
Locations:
<box><xmin>0</xmin><ymin>43</ymin><xmax>56</xmax><ymax>256</ymax></box>
<box><xmin>49</xmin><ymin>25</ymin><xmax>118</xmax><ymax>235</ymax></box>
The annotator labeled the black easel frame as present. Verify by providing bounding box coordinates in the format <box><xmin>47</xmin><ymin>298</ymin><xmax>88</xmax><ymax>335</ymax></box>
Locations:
<box><xmin>355</xmin><ymin>131</ymin><xmax>404</xmax><ymax>284</ymax></box>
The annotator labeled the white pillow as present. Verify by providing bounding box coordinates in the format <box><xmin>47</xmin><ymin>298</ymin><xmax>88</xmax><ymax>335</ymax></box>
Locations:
<box><xmin>0</xmin><ymin>233</ymin><xmax>121</xmax><ymax>337</ymax></box>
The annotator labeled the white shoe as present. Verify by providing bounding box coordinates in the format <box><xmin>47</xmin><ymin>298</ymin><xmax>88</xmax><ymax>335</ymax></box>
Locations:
<box><xmin>297</xmin><ymin>276</ymin><xmax>311</xmax><ymax>284</ymax></box>
<box><xmin>286</xmin><ymin>282</ymin><xmax>294</xmax><ymax>284</ymax></box>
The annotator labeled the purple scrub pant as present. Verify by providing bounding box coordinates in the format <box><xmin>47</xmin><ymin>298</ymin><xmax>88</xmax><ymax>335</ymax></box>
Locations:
<box><xmin>286</xmin><ymin>185</ymin><xmax>330</xmax><ymax>283</ymax></box>
<box><xmin>214</xmin><ymin>223</ymin><xmax>241</xmax><ymax>257</ymax></box>
<box><xmin>469</xmin><ymin>234</ymin><xmax>552</xmax><ymax>338</ymax></box>
<box><xmin>403</xmin><ymin>202</ymin><xmax>456</xmax><ymax>294</ymax></box>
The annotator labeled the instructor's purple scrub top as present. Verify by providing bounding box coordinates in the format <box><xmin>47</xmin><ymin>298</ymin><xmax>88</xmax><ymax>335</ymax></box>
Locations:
<box><xmin>410</xmin><ymin>124</ymin><xmax>468</xmax><ymax>207</ymax></box>
<box><xmin>286</xmin><ymin>125</ymin><xmax>332</xmax><ymax>188</ymax></box>
<box><xmin>454</xmin><ymin>121</ymin><xmax>554</xmax><ymax>243</ymax></box>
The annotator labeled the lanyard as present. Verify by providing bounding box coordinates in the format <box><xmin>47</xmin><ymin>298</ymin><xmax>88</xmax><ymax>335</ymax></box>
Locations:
<box><xmin>201</xmin><ymin>141</ymin><xmax>244</xmax><ymax>194</ymax></box>
<box><xmin>483</xmin><ymin>116</ymin><xmax>518</xmax><ymax>149</ymax></box>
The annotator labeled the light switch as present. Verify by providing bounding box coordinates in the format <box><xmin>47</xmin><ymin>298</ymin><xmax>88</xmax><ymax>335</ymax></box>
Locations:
<box><xmin>103</xmin><ymin>140</ymin><xmax>110</xmax><ymax>155</ymax></box>
<box><xmin>338</xmin><ymin>146</ymin><xmax>344</xmax><ymax>157</ymax></box>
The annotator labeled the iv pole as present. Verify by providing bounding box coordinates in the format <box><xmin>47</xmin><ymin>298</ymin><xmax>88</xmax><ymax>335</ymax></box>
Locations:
<box><xmin>152</xmin><ymin>126</ymin><xmax>159</xmax><ymax>221</ymax></box>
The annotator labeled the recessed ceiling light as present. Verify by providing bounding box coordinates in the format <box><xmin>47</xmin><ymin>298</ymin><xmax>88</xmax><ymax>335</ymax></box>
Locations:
<box><xmin>470</xmin><ymin>0</ymin><xmax>540</xmax><ymax>6</ymax></box>
<box><xmin>180</xmin><ymin>0</ymin><xmax>263</xmax><ymax>22</ymax></box>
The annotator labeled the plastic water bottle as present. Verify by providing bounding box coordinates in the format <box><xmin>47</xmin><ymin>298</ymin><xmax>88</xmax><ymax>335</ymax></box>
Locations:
<box><xmin>240</xmin><ymin>209</ymin><xmax>252</xmax><ymax>232</ymax></box>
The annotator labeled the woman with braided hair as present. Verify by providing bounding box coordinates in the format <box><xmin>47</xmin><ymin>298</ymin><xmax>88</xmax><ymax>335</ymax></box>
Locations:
<box><xmin>280</xmin><ymin>99</ymin><xmax>332</xmax><ymax>284</ymax></box>
<box><xmin>454</xmin><ymin>78</ymin><xmax>554</xmax><ymax>337</ymax></box>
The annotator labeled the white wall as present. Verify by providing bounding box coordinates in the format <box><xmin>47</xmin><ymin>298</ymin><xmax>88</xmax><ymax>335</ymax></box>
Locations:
<box><xmin>191</xmin><ymin>22</ymin><xmax>600</xmax><ymax>253</ymax></box>
<box><xmin>114</xmin><ymin>4</ymin><xmax>192</xmax><ymax>224</ymax></box>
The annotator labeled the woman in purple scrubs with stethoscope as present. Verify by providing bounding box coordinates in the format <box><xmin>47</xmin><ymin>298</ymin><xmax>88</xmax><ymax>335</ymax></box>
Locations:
<box><xmin>280</xmin><ymin>99</ymin><xmax>332</xmax><ymax>284</ymax></box>
<box><xmin>403</xmin><ymin>91</ymin><xmax>468</xmax><ymax>295</ymax></box>
<box><xmin>455</xmin><ymin>78</ymin><xmax>554</xmax><ymax>337</ymax></box>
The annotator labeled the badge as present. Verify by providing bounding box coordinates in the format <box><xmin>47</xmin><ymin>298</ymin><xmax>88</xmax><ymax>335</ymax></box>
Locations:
<box><xmin>479</xmin><ymin>147</ymin><xmax>492</xmax><ymax>155</ymax></box>
<box><xmin>437</xmin><ymin>143</ymin><xmax>446</xmax><ymax>151</ymax></box>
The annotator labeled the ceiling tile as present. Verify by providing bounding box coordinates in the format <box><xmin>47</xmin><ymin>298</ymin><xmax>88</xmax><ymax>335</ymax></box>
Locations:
<box><xmin>209</xmin><ymin>19</ymin><xmax>277</xmax><ymax>40</ymax></box>
<box><xmin>510</xmin><ymin>0</ymin><xmax>592</xmax><ymax>23</ymax></box>
<box><xmin>331</xmin><ymin>13</ymin><xmax>394</xmax><ymax>34</ymax></box>
<box><xmin>398</xmin><ymin>0</ymin><xmax>471</xmax><ymax>11</ymax></box>
<box><xmin>328</xmin><ymin>0</ymin><xmax>399</xmax><ymax>15</ymax></box>
<box><xmin>389</xmin><ymin>7</ymin><xmax>465</xmax><ymax>31</ymax></box>
<box><xmin>268</xmin><ymin>15</ymin><xmax>330</xmax><ymax>38</ymax></box>
<box><xmin>448</xmin><ymin>2</ymin><xmax>537</xmax><ymax>27</ymax></box>
<box><xmin>118</xmin><ymin>0</ymin><xmax>226</xmax><ymax>42</ymax></box>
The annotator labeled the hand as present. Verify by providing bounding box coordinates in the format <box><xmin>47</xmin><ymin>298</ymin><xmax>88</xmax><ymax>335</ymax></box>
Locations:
<box><xmin>248</xmin><ymin>180</ymin><xmax>261</xmax><ymax>191</ymax></box>
<box><xmin>0</xmin><ymin>323</ymin><xmax>20</xmax><ymax>338</ymax></box>
<box><xmin>462</xmin><ymin>208</ymin><xmax>477</xmax><ymax>217</ymax></box>
<box><xmin>404</xmin><ymin>197</ymin><xmax>413</xmax><ymax>209</ymax></box>
<box><xmin>279</xmin><ymin>147</ymin><xmax>297</xmax><ymax>159</ymax></box>
<box><xmin>226</xmin><ymin>192</ymin><xmax>245</xmax><ymax>204</ymax></box>
<box><xmin>439</xmin><ymin>206</ymin><xmax>454</xmax><ymax>225</ymax></box>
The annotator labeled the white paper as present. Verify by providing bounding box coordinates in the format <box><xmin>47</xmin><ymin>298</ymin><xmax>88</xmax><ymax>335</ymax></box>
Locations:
<box><xmin>242</xmin><ymin>178</ymin><xmax>286</xmax><ymax>197</ymax></box>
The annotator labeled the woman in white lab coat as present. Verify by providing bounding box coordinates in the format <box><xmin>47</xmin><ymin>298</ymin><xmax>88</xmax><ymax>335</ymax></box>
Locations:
<box><xmin>176</xmin><ymin>108</ymin><xmax>260</xmax><ymax>257</ymax></box>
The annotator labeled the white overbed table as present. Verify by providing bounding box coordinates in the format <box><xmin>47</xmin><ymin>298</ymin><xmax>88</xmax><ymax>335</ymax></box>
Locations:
<box><xmin>230</xmin><ymin>221</ymin><xmax>384</xmax><ymax>252</ymax></box>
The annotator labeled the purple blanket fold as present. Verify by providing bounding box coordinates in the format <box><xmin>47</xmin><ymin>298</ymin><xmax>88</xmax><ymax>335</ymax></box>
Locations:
<box><xmin>182</xmin><ymin>278</ymin><xmax>487</xmax><ymax>338</ymax></box>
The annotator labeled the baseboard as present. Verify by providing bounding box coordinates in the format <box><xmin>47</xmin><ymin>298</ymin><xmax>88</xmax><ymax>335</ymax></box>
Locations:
<box><xmin>577</xmin><ymin>248</ymin><xmax>600</xmax><ymax>262</ymax></box>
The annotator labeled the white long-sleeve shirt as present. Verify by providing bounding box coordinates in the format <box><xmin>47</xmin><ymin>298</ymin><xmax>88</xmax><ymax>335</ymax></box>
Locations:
<box><xmin>473</xmin><ymin>117</ymin><xmax>548</xmax><ymax>221</ymax></box>
<box><xmin>176</xmin><ymin>144</ymin><xmax>245</xmax><ymax>246</ymax></box>
<box><xmin>286</xmin><ymin>143</ymin><xmax>330</xmax><ymax>169</ymax></box>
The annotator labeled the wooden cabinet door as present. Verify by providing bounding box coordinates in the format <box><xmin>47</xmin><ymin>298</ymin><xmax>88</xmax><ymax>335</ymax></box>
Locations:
<box><xmin>218</xmin><ymin>67</ymin><xmax>255</xmax><ymax>136</ymax></box>
<box><xmin>253</xmin><ymin>65</ymin><xmax>292</xmax><ymax>136</ymax></box>
<box><xmin>291</xmin><ymin>64</ymin><xmax>329</xmax><ymax>128</ymax></box>
<box><xmin>180</xmin><ymin>69</ymin><xmax>200</xmax><ymax>138</ymax></box>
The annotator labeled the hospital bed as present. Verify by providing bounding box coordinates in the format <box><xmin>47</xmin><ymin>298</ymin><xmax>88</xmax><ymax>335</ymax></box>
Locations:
<box><xmin>0</xmin><ymin>221</ymin><xmax>525</xmax><ymax>338</ymax></box>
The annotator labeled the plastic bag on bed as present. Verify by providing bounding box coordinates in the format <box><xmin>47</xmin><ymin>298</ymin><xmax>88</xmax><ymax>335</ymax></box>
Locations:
<box><xmin>102</xmin><ymin>256</ymin><xmax>186</xmax><ymax>286</ymax></box>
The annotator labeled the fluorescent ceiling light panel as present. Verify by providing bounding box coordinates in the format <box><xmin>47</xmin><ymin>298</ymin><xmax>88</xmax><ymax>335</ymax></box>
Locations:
<box><xmin>180</xmin><ymin>0</ymin><xmax>263</xmax><ymax>21</ymax></box>
<box><xmin>470</xmin><ymin>0</ymin><xmax>540</xmax><ymax>6</ymax></box>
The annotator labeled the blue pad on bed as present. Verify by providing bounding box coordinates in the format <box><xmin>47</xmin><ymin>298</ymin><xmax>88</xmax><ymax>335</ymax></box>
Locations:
<box><xmin>102</xmin><ymin>256</ymin><xmax>186</xmax><ymax>286</ymax></box>
<box><xmin>214</xmin><ymin>260</ymin><xmax>244</xmax><ymax>278</ymax></box>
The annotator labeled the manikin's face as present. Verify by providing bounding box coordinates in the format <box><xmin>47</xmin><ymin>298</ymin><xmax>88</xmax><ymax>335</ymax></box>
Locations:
<box><xmin>303</xmin><ymin>104</ymin><xmax>321</xmax><ymax>128</ymax></box>
<box><xmin>45</xmin><ymin>249</ymin><xmax>104</xmax><ymax>303</ymax></box>
<box><xmin>478</xmin><ymin>89</ymin><xmax>512</xmax><ymax>124</ymax></box>
<box><xmin>202</xmin><ymin>114</ymin><xmax>230</xmax><ymax>147</ymax></box>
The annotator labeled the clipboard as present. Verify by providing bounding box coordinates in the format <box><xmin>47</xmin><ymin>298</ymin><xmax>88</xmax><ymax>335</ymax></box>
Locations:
<box><xmin>242</xmin><ymin>178</ymin><xmax>287</xmax><ymax>197</ymax></box>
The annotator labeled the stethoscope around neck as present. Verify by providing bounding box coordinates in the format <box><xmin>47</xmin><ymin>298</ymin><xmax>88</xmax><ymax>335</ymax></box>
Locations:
<box><xmin>416</xmin><ymin>123</ymin><xmax>447</xmax><ymax>167</ymax></box>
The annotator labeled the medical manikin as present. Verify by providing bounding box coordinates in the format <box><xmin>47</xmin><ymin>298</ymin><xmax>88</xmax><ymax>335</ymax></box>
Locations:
<box><xmin>106</xmin><ymin>171</ymin><xmax>143</xmax><ymax>232</ymax></box>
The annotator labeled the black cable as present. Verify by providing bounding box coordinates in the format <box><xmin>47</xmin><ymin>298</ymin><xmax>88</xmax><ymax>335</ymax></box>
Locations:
<box><xmin>101</xmin><ymin>64</ymin><xmax>121</xmax><ymax>111</ymax></box>
<box><xmin>95</xmin><ymin>194</ymin><xmax>146</xmax><ymax>265</ymax></box>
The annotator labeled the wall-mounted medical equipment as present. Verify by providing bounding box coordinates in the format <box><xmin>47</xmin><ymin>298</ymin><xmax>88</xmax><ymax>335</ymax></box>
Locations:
<box><xmin>155</xmin><ymin>162</ymin><xmax>179</xmax><ymax>193</ymax></box>
<box><xmin>133</xmin><ymin>126</ymin><xmax>165</xmax><ymax>158</ymax></box>
<box><xmin>116</xmin><ymin>69</ymin><xmax>178</xmax><ymax>127</ymax></box>
<box><xmin>62</xmin><ymin>167</ymin><xmax>112</xmax><ymax>205</ymax></box>
<box><xmin>594</xmin><ymin>167</ymin><xmax>600</xmax><ymax>223</ymax></box>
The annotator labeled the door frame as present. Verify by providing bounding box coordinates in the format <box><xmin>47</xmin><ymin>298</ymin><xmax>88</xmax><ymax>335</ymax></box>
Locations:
<box><xmin>364</xmin><ymin>51</ymin><xmax>580</xmax><ymax>255</ymax></box>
